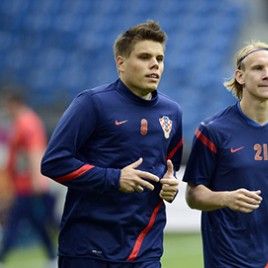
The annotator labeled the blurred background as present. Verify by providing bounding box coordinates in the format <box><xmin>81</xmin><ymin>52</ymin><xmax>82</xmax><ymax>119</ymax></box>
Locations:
<box><xmin>0</xmin><ymin>0</ymin><xmax>268</xmax><ymax>267</ymax></box>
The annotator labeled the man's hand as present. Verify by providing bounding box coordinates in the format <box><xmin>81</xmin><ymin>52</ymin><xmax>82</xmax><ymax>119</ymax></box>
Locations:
<box><xmin>160</xmin><ymin>160</ymin><xmax>179</xmax><ymax>202</ymax></box>
<box><xmin>224</xmin><ymin>189</ymin><xmax>262</xmax><ymax>213</ymax></box>
<box><xmin>119</xmin><ymin>158</ymin><xmax>159</xmax><ymax>193</ymax></box>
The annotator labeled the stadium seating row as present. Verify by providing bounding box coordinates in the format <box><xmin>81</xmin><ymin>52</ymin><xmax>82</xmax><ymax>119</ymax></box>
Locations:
<box><xmin>0</xmin><ymin>0</ymin><xmax>247</xmax><ymax>145</ymax></box>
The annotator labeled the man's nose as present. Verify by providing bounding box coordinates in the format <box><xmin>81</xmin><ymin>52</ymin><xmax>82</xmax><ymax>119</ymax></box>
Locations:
<box><xmin>150</xmin><ymin>58</ymin><xmax>159</xmax><ymax>69</ymax></box>
<box><xmin>263</xmin><ymin>67</ymin><xmax>268</xmax><ymax>79</ymax></box>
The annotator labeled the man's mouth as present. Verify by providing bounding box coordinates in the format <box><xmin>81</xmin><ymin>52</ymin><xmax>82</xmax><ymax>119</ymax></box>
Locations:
<box><xmin>146</xmin><ymin>73</ymin><xmax>159</xmax><ymax>79</ymax></box>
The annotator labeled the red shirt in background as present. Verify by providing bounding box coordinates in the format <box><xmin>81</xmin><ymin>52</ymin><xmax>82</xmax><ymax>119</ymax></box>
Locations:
<box><xmin>7</xmin><ymin>108</ymin><xmax>49</xmax><ymax>195</ymax></box>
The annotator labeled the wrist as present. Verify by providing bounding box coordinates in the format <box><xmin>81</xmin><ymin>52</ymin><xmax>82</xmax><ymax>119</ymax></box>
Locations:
<box><xmin>218</xmin><ymin>191</ymin><xmax>230</xmax><ymax>208</ymax></box>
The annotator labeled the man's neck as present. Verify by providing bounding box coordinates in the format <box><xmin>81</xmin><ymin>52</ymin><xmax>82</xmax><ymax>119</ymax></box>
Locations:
<box><xmin>240</xmin><ymin>98</ymin><xmax>268</xmax><ymax>125</ymax></box>
<box><xmin>120</xmin><ymin>79</ymin><xmax>153</xmax><ymax>100</ymax></box>
<box><xmin>141</xmin><ymin>93</ymin><xmax>152</xmax><ymax>100</ymax></box>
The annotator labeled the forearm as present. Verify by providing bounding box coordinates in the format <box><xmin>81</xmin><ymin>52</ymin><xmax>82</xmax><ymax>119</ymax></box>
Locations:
<box><xmin>186</xmin><ymin>184</ymin><xmax>228</xmax><ymax>211</ymax></box>
<box><xmin>41</xmin><ymin>154</ymin><xmax>121</xmax><ymax>192</ymax></box>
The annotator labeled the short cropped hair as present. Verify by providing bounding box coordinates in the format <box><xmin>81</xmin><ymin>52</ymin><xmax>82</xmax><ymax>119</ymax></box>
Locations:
<box><xmin>224</xmin><ymin>40</ymin><xmax>268</xmax><ymax>100</ymax></box>
<box><xmin>113</xmin><ymin>20</ymin><xmax>166</xmax><ymax>58</ymax></box>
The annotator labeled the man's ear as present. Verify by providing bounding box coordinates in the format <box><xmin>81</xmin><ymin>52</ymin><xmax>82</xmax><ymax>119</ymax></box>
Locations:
<box><xmin>116</xmin><ymin>55</ymin><xmax>125</xmax><ymax>73</ymax></box>
<box><xmin>235</xmin><ymin>69</ymin><xmax>245</xmax><ymax>86</ymax></box>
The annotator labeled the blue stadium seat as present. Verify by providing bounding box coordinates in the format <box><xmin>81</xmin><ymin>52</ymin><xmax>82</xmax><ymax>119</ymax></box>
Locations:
<box><xmin>0</xmin><ymin>0</ymin><xmax>29</xmax><ymax>16</ymax></box>
<box><xmin>0</xmin><ymin>0</ymin><xmax>247</xmax><ymax>151</ymax></box>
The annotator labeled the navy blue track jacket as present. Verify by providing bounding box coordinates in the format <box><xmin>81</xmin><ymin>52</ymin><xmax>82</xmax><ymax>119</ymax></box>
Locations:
<box><xmin>183</xmin><ymin>103</ymin><xmax>268</xmax><ymax>267</ymax></box>
<box><xmin>41</xmin><ymin>79</ymin><xmax>183</xmax><ymax>262</ymax></box>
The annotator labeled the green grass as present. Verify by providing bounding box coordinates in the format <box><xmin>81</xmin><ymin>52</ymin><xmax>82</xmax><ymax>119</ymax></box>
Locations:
<box><xmin>162</xmin><ymin>232</ymin><xmax>203</xmax><ymax>267</ymax></box>
<box><xmin>3</xmin><ymin>233</ymin><xmax>203</xmax><ymax>268</ymax></box>
<box><xmin>4</xmin><ymin>246</ymin><xmax>47</xmax><ymax>268</ymax></box>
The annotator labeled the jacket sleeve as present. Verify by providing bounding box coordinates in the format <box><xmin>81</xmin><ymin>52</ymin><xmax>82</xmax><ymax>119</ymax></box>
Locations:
<box><xmin>41</xmin><ymin>91</ymin><xmax>120</xmax><ymax>193</ymax></box>
<box><xmin>166</xmin><ymin>105</ymin><xmax>183</xmax><ymax>171</ymax></box>
<box><xmin>183</xmin><ymin>122</ymin><xmax>218</xmax><ymax>186</ymax></box>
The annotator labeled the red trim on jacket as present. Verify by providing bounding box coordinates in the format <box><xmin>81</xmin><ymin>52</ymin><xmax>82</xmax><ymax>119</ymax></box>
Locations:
<box><xmin>127</xmin><ymin>200</ymin><xmax>163</xmax><ymax>262</ymax></box>
<box><xmin>195</xmin><ymin>129</ymin><xmax>217</xmax><ymax>154</ymax></box>
<box><xmin>56</xmin><ymin>164</ymin><xmax>94</xmax><ymax>183</ymax></box>
<box><xmin>167</xmin><ymin>138</ymin><xmax>183</xmax><ymax>160</ymax></box>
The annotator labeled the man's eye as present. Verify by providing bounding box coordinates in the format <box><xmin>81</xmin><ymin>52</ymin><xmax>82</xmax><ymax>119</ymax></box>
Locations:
<box><xmin>139</xmin><ymin>55</ymin><xmax>150</xmax><ymax>60</ymax></box>
<box><xmin>253</xmin><ymin>65</ymin><xmax>263</xmax><ymax>70</ymax></box>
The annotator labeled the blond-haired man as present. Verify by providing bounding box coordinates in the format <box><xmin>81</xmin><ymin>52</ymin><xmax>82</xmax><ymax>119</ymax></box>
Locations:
<box><xmin>183</xmin><ymin>41</ymin><xmax>268</xmax><ymax>267</ymax></box>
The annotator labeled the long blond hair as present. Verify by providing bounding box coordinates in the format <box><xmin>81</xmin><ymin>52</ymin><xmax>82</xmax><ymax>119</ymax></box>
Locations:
<box><xmin>224</xmin><ymin>41</ymin><xmax>268</xmax><ymax>100</ymax></box>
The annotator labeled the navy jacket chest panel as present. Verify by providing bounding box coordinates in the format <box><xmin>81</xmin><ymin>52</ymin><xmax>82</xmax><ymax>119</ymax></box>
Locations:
<box><xmin>218</xmin><ymin>127</ymin><xmax>268</xmax><ymax>168</ymax></box>
<box><xmin>94</xmin><ymin>102</ymin><xmax>175</xmax><ymax>146</ymax></box>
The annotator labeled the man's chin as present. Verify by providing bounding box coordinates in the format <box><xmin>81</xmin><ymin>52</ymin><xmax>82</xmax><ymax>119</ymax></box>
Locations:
<box><xmin>143</xmin><ymin>88</ymin><xmax>156</xmax><ymax>95</ymax></box>
<box><xmin>145</xmin><ymin>84</ymin><xmax>158</xmax><ymax>93</ymax></box>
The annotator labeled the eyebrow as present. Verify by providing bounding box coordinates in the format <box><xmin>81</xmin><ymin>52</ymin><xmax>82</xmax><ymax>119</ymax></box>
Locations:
<box><xmin>137</xmin><ymin>52</ymin><xmax>164</xmax><ymax>57</ymax></box>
